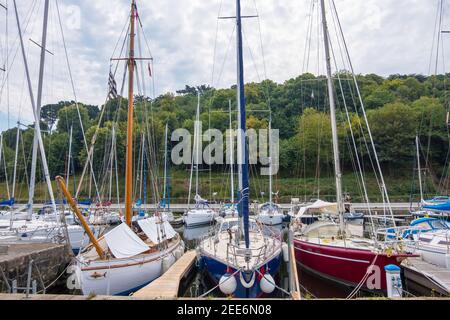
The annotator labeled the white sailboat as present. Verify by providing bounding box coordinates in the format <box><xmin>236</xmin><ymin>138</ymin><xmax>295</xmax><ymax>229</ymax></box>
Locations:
<box><xmin>58</xmin><ymin>0</ymin><xmax>184</xmax><ymax>296</ymax></box>
<box><xmin>183</xmin><ymin>94</ymin><xmax>216</xmax><ymax>228</ymax></box>
<box><xmin>0</xmin><ymin>0</ymin><xmax>91</xmax><ymax>253</ymax></box>
<box><xmin>219</xmin><ymin>100</ymin><xmax>239</xmax><ymax>219</ymax></box>
<box><xmin>256</xmin><ymin>113</ymin><xmax>285</xmax><ymax>226</ymax></box>
<box><xmin>159</xmin><ymin>122</ymin><xmax>175</xmax><ymax>222</ymax></box>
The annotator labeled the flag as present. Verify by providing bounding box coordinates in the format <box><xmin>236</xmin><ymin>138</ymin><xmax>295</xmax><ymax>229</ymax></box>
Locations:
<box><xmin>108</xmin><ymin>71</ymin><xmax>118</xmax><ymax>100</ymax></box>
<box><xmin>148</xmin><ymin>63</ymin><xmax>152</xmax><ymax>78</ymax></box>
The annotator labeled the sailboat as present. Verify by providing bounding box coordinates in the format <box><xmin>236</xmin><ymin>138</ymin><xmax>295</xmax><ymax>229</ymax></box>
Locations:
<box><xmin>257</xmin><ymin>113</ymin><xmax>285</xmax><ymax>226</ymax></box>
<box><xmin>292</xmin><ymin>0</ymin><xmax>417</xmax><ymax>293</ymax></box>
<box><xmin>198</xmin><ymin>0</ymin><xmax>283</xmax><ymax>298</ymax></box>
<box><xmin>58</xmin><ymin>0</ymin><xmax>184</xmax><ymax>296</ymax></box>
<box><xmin>159</xmin><ymin>122</ymin><xmax>174</xmax><ymax>223</ymax></box>
<box><xmin>0</xmin><ymin>132</ymin><xmax>13</xmax><ymax>211</ymax></box>
<box><xmin>183</xmin><ymin>95</ymin><xmax>216</xmax><ymax>228</ymax></box>
<box><xmin>411</xmin><ymin>136</ymin><xmax>450</xmax><ymax>218</ymax></box>
<box><xmin>219</xmin><ymin>100</ymin><xmax>239</xmax><ymax>219</ymax></box>
<box><xmin>0</xmin><ymin>0</ymin><xmax>94</xmax><ymax>253</ymax></box>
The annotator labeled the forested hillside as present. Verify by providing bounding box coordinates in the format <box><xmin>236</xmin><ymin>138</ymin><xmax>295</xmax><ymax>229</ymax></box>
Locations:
<box><xmin>1</xmin><ymin>72</ymin><xmax>449</xmax><ymax>202</ymax></box>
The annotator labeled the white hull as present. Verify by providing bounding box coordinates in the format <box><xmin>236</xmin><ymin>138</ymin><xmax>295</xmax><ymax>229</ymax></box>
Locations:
<box><xmin>409</xmin><ymin>230</ymin><xmax>450</xmax><ymax>269</ymax></box>
<box><xmin>256</xmin><ymin>212</ymin><xmax>284</xmax><ymax>226</ymax></box>
<box><xmin>184</xmin><ymin>209</ymin><xmax>215</xmax><ymax>228</ymax></box>
<box><xmin>0</xmin><ymin>219</ymin><xmax>102</xmax><ymax>251</ymax></box>
<box><xmin>73</xmin><ymin>239</ymin><xmax>184</xmax><ymax>295</ymax></box>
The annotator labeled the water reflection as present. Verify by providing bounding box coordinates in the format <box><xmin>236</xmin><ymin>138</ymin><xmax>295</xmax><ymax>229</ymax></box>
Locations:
<box><xmin>183</xmin><ymin>224</ymin><xmax>212</xmax><ymax>242</ymax></box>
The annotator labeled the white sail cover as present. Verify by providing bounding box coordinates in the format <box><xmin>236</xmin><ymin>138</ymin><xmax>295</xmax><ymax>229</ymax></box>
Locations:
<box><xmin>297</xmin><ymin>200</ymin><xmax>338</xmax><ymax>216</ymax></box>
<box><xmin>104</xmin><ymin>223</ymin><xmax>149</xmax><ymax>258</ymax></box>
<box><xmin>138</xmin><ymin>217</ymin><xmax>177</xmax><ymax>244</ymax></box>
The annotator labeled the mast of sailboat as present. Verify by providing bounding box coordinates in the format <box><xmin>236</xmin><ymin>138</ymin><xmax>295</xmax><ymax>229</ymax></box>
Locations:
<box><xmin>236</xmin><ymin>0</ymin><xmax>250</xmax><ymax>248</ymax></box>
<box><xmin>269</xmin><ymin>111</ymin><xmax>273</xmax><ymax>206</ymax></box>
<box><xmin>320</xmin><ymin>0</ymin><xmax>345</xmax><ymax>236</ymax></box>
<box><xmin>12</xmin><ymin>124</ymin><xmax>20</xmax><ymax>203</ymax></box>
<box><xmin>66</xmin><ymin>125</ymin><xmax>73</xmax><ymax>187</ymax></box>
<box><xmin>27</xmin><ymin>0</ymin><xmax>55</xmax><ymax>216</ymax></box>
<box><xmin>125</xmin><ymin>0</ymin><xmax>136</xmax><ymax>226</ymax></box>
<box><xmin>228</xmin><ymin>100</ymin><xmax>235</xmax><ymax>204</ymax></box>
<box><xmin>416</xmin><ymin>136</ymin><xmax>424</xmax><ymax>203</ymax></box>
<box><xmin>163</xmin><ymin>122</ymin><xmax>169</xmax><ymax>209</ymax></box>
<box><xmin>13</xmin><ymin>0</ymin><xmax>57</xmax><ymax>216</ymax></box>
<box><xmin>0</xmin><ymin>133</ymin><xmax>9</xmax><ymax>200</ymax></box>
<box><xmin>195</xmin><ymin>94</ymin><xmax>201</xmax><ymax>198</ymax></box>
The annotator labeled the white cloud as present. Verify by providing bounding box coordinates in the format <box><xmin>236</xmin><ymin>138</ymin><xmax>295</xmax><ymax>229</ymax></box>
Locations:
<box><xmin>0</xmin><ymin>0</ymin><xmax>447</xmax><ymax>131</ymax></box>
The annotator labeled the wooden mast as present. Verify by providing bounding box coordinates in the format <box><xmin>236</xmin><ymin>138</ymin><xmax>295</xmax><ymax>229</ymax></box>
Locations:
<box><xmin>125</xmin><ymin>0</ymin><xmax>136</xmax><ymax>226</ymax></box>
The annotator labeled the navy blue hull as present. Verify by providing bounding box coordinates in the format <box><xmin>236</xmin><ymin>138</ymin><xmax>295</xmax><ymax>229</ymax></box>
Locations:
<box><xmin>201</xmin><ymin>253</ymin><xmax>282</xmax><ymax>298</ymax></box>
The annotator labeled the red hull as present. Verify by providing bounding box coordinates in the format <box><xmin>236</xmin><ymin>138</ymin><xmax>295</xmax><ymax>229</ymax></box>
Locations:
<box><xmin>293</xmin><ymin>238</ymin><xmax>413</xmax><ymax>291</ymax></box>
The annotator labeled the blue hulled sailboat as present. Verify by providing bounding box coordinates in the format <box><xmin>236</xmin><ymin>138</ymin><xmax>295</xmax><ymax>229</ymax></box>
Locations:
<box><xmin>198</xmin><ymin>0</ymin><xmax>283</xmax><ymax>298</ymax></box>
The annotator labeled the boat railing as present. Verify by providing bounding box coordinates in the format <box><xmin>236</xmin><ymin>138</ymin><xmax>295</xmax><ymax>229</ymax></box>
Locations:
<box><xmin>375</xmin><ymin>225</ymin><xmax>425</xmax><ymax>252</ymax></box>
<box><xmin>225</xmin><ymin>240</ymin><xmax>280</xmax><ymax>269</ymax></box>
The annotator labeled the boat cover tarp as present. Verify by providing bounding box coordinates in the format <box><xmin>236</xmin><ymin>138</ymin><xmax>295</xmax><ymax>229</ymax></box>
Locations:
<box><xmin>104</xmin><ymin>223</ymin><xmax>149</xmax><ymax>258</ymax></box>
<box><xmin>422</xmin><ymin>200</ymin><xmax>450</xmax><ymax>212</ymax></box>
<box><xmin>297</xmin><ymin>200</ymin><xmax>338</xmax><ymax>217</ymax></box>
<box><xmin>137</xmin><ymin>217</ymin><xmax>177</xmax><ymax>244</ymax></box>
<box><xmin>0</xmin><ymin>198</ymin><xmax>14</xmax><ymax>207</ymax></box>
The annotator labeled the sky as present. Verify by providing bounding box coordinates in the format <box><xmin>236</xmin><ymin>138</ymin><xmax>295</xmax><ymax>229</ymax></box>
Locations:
<box><xmin>0</xmin><ymin>0</ymin><xmax>448</xmax><ymax>132</ymax></box>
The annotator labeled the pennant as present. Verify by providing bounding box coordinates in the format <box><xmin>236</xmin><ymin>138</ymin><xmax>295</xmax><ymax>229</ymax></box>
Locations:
<box><xmin>148</xmin><ymin>63</ymin><xmax>152</xmax><ymax>78</ymax></box>
<box><xmin>108</xmin><ymin>71</ymin><xmax>118</xmax><ymax>100</ymax></box>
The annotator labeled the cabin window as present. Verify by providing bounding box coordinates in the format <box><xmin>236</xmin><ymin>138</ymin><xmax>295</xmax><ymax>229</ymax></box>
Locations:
<box><xmin>438</xmin><ymin>241</ymin><xmax>450</xmax><ymax>246</ymax></box>
<box><xmin>418</xmin><ymin>237</ymin><xmax>432</xmax><ymax>243</ymax></box>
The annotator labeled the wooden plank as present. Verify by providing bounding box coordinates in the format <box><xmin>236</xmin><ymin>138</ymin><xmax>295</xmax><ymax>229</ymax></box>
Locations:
<box><xmin>133</xmin><ymin>250</ymin><xmax>197</xmax><ymax>299</ymax></box>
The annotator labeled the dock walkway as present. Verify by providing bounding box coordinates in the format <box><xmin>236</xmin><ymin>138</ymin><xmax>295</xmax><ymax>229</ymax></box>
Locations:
<box><xmin>133</xmin><ymin>250</ymin><xmax>197</xmax><ymax>299</ymax></box>
<box><xmin>402</xmin><ymin>258</ymin><xmax>450</xmax><ymax>296</ymax></box>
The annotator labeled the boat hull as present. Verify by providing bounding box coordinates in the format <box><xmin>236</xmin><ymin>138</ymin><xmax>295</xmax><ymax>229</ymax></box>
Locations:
<box><xmin>293</xmin><ymin>238</ymin><xmax>411</xmax><ymax>291</ymax></box>
<box><xmin>200</xmin><ymin>253</ymin><xmax>282</xmax><ymax>298</ymax></box>
<box><xmin>256</xmin><ymin>213</ymin><xmax>284</xmax><ymax>226</ymax></box>
<box><xmin>184</xmin><ymin>210</ymin><xmax>215</xmax><ymax>228</ymax></box>
<box><xmin>72</xmin><ymin>240</ymin><xmax>184</xmax><ymax>296</ymax></box>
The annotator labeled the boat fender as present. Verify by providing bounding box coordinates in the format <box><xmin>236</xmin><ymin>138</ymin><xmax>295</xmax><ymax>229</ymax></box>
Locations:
<box><xmin>260</xmin><ymin>274</ymin><xmax>276</xmax><ymax>294</ymax></box>
<box><xmin>282</xmin><ymin>243</ymin><xmax>289</xmax><ymax>262</ymax></box>
<box><xmin>219</xmin><ymin>273</ymin><xmax>237</xmax><ymax>295</ymax></box>
<box><xmin>162</xmin><ymin>256</ymin><xmax>173</xmax><ymax>273</ymax></box>
<box><xmin>239</xmin><ymin>271</ymin><xmax>256</xmax><ymax>289</ymax></box>
<box><xmin>175</xmin><ymin>247</ymin><xmax>183</xmax><ymax>260</ymax></box>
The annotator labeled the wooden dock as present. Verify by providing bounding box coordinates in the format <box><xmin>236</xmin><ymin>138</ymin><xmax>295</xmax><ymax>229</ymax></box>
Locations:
<box><xmin>133</xmin><ymin>250</ymin><xmax>197</xmax><ymax>299</ymax></box>
<box><xmin>402</xmin><ymin>258</ymin><xmax>450</xmax><ymax>297</ymax></box>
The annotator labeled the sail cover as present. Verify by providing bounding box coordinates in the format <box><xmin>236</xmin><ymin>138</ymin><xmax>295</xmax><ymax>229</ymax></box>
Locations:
<box><xmin>297</xmin><ymin>200</ymin><xmax>338</xmax><ymax>216</ymax></box>
<box><xmin>104</xmin><ymin>223</ymin><xmax>149</xmax><ymax>258</ymax></box>
<box><xmin>138</xmin><ymin>217</ymin><xmax>177</xmax><ymax>244</ymax></box>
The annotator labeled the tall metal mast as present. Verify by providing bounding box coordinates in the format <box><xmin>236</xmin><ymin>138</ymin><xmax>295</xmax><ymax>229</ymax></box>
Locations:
<box><xmin>12</xmin><ymin>124</ymin><xmax>20</xmax><ymax>202</ymax></box>
<box><xmin>66</xmin><ymin>125</ymin><xmax>73</xmax><ymax>187</ymax></box>
<box><xmin>416</xmin><ymin>136</ymin><xmax>424</xmax><ymax>203</ymax></box>
<box><xmin>320</xmin><ymin>0</ymin><xmax>345</xmax><ymax>235</ymax></box>
<box><xmin>14</xmin><ymin>0</ymin><xmax>57</xmax><ymax>215</ymax></box>
<box><xmin>228</xmin><ymin>100</ymin><xmax>235</xmax><ymax>204</ymax></box>
<box><xmin>27</xmin><ymin>0</ymin><xmax>54</xmax><ymax>216</ymax></box>
<box><xmin>236</xmin><ymin>0</ymin><xmax>250</xmax><ymax>248</ymax></box>
<box><xmin>125</xmin><ymin>0</ymin><xmax>136</xmax><ymax>226</ymax></box>
<box><xmin>163</xmin><ymin>122</ymin><xmax>169</xmax><ymax>207</ymax></box>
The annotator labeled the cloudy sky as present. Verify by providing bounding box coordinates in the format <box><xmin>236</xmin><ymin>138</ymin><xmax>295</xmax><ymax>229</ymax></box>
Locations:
<box><xmin>0</xmin><ymin>0</ymin><xmax>448</xmax><ymax>131</ymax></box>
